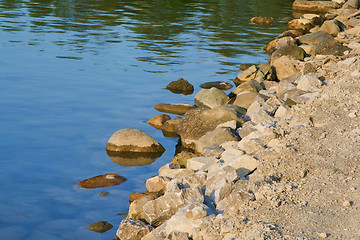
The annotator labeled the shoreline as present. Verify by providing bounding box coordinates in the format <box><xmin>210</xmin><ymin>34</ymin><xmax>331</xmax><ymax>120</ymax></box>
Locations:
<box><xmin>113</xmin><ymin>1</ymin><xmax>360</xmax><ymax>239</ymax></box>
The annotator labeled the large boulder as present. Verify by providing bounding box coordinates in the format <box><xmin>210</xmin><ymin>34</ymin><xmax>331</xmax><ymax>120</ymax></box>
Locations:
<box><xmin>230</xmin><ymin>80</ymin><xmax>262</xmax><ymax>97</ymax></box>
<box><xmin>194</xmin><ymin>87</ymin><xmax>229</xmax><ymax>109</ymax></box>
<box><xmin>116</xmin><ymin>218</ymin><xmax>154</xmax><ymax>240</ymax></box>
<box><xmin>272</xmin><ymin>56</ymin><xmax>299</xmax><ymax>81</ymax></box>
<box><xmin>106</xmin><ymin>128</ymin><xmax>164</xmax><ymax>153</ymax></box>
<box><xmin>265</xmin><ymin>36</ymin><xmax>296</xmax><ymax>55</ymax></box>
<box><xmin>166</xmin><ymin>77</ymin><xmax>194</xmax><ymax>95</ymax></box>
<box><xmin>175</xmin><ymin>105</ymin><xmax>246</xmax><ymax>144</ymax></box>
<box><xmin>230</xmin><ymin>91</ymin><xmax>262</xmax><ymax>110</ymax></box>
<box><xmin>320</xmin><ymin>19</ymin><xmax>346</xmax><ymax>36</ymax></box>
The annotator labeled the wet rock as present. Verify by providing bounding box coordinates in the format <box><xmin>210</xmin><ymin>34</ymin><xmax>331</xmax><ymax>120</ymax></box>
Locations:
<box><xmin>154</xmin><ymin>103</ymin><xmax>196</xmax><ymax>115</ymax></box>
<box><xmin>98</xmin><ymin>191</ymin><xmax>109</xmax><ymax>197</ymax></box>
<box><xmin>116</xmin><ymin>218</ymin><xmax>154</xmax><ymax>240</ymax></box>
<box><xmin>234</xmin><ymin>65</ymin><xmax>258</xmax><ymax>85</ymax></box>
<box><xmin>166</xmin><ymin>78</ymin><xmax>194</xmax><ymax>95</ymax></box>
<box><xmin>272</xmin><ymin>56</ymin><xmax>299</xmax><ymax>81</ymax></box>
<box><xmin>287</xmin><ymin>18</ymin><xmax>313</xmax><ymax>33</ymax></box>
<box><xmin>143</xmin><ymin>184</ymin><xmax>203</xmax><ymax>226</ymax></box>
<box><xmin>239</xmin><ymin>64</ymin><xmax>250</xmax><ymax>71</ymax></box>
<box><xmin>175</xmin><ymin>105</ymin><xmax>246</xmax><ymax>144</ymax></box>
<box><xmin>296</xmin><ymin>73</ymin><xmax>323</xmax><ymax>91</ymax></box>
<box><xmin>195</xmin><ymin>87</ymin><xmax>229</xmax><ymax>109</ymax></box>
<box><xmin>164</xmin><ymin>203</ymin><xmax>214</xmax><ymax>238</ymax></box>
<box><xmin>86</xmin><ymin>221</ymin><xmax>113</xmax><ymax>233</ymax></box>
<box><xmin>106</xmin><ymin>128</ymin><xmax>165</xmax><ymax>153</ymax></box>
<box><xmin>148</xmin><ymin>114</ymin><xmax>171</xmax><ymax>129</ymax></box>
<box><xmin>292</xmin><ymin>0</ymin><xmax>341</xmax><ymax>13</ymax></box>
<box><xmin>250</xmin><ymin>16</ymin><xmax>276</xmax><ymax>25</ymax></box>
<box><xmin>107</xmin><ymin>150</ymin><xmax>163</xmax><ymax>166</ymax></box>
<box><xmin>200</xmin><ymin>81</ymin><xmax>233</xmax><ymax>90</ymax></box>
<box><xmin>230</xmin><ymin>91</ymin><xmax>262</xmax><ymax>110</ymax></box>
<box><xmin>127</xmin><ymin>194</ymin><xmax>159</xmax><ymax>220</ymax></box>
<box><xmin>171</xmin><ymin>151</ymin><xmax>198</xmax><ymax>168</ymax></box>
<box><xmin>271</xmin><ymin>45</ymin><xmax>306</xmax><ymax>61</ymax></box>
<box><xmin>129</xmin><ymin>191</ymin><xmax>155</xmax><ymax>203</ymax></box>
<box><xmin>146</xmin><ymin>176</ymin><xmax>171</xmax><ymax>194</ymax></box>
<box><xmin>320</xmin><ymin>19</ymin><xmax>345</xmax><ymax>36</ymax></box>
<box><xmin>195</xmin><ymin>127</ymin><xmax>240</xmax><ymax>153</ymax></box>
<box><xmin>77</xmin><ymin>174</ymin><xmax>127</xmax><ymax>189</ymax></box>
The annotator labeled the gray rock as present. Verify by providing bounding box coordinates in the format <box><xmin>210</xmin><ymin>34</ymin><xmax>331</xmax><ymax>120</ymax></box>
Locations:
<box><xmin>271</xmin><ymin>45</ymin><xmax>306</xmax><ymax>61</ymax></box>
<box><xmin>257</xmin><ymin>62</ymin><xmax>277</xmax><ymax>81</ymax></box>
<box><xmin>127</xmin><ymin>194</ymin><xmax>159</xmax><ymax>220</ymax></box>
<box><xmin>234</xmin><ymin>65</ymin><xmax>258</xmax><ymax>85</ymax></box>
<box><xmin>217</xmin><ymin>189</ymin><xmax>255</xmax><ymax>213</ymax></box>
<box><xmin>222</xmin><ymin>154</ymin><xmax>258</xmax><ymax>177</ymax></box>
<box><xmin>116</xmin><ymin>218</ymin><xmax>154</xmax><ymax>240</ymax></box>
<box><xmin>175</xmin><ymin>105</ymin><xmax>246</xmax><ymax>144</ymax></box>
<box><xmin>237</xmin><ymin>121</ymin><xmax>256</xmax><ymax>139</ymax></box>
<box><xmin>106</xmin><ymin>128</ymin><xmax>165</xmax><ymax>153</ymax></box>
<box><xmin>320</xmin><ymin>19</ymin><xmax>345</xmax><ymax>36</ymax></box>
<box><xmin>342</xmin><ymin>0</ymin><xmax>359</xmax><ymax>9</ymax></box>
<box><xmin>195</xmin><ymin>87</ymin><xmax>229</xmax><ymax>109</ymax></box>
<box><xmin>146</xmin><ymin>176</ymin><xmax>172</xmax><ymax>194</ymax></box>
<box><xmin>195</xmin><ymin>127</ymin><xmax>240</xmax><ymax>153</ymax></box>
<box><xmin>230</xmin><ymin>91</ymin><xmax>261</xmax><ymax>110</ymax></box>
<box><xmin>296</xmin><ymin>73</ymin><xmax>322</xmax><ymax>91</ymax></box>
<box><xmin>272</xmin><ymin>55</ymin><xmax>299</xmax><ymax>81</ymax></box>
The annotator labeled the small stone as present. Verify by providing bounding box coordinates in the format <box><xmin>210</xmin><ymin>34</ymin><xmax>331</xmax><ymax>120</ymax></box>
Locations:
<box><xmin>343</xmin><ymin>200</ymin><xmax>352</xmax><ymax>207</ymax></box>
<box><xmin>148</xmin><ymin>114</ymin><xmax>171</xmax><ymax>129</ymax></box>
<box><xmin>77</xmin><ymin>174</ymin><xmax>127</xmax><ymax>189</ymax></box>
<box><xmin>86</xmin><ymin>221</ymin><xmax>113</xmax><ymax>233</ymax></box>
<box><xmin>318</xmin><ymin>232</ymin><xmax>328</xmax><ymax>238</ymax></box>
<box><xmin>349</xmin><ymin>110</ymin><xmax>358</xmax><ymax>118</ymax></box>
<box><xmin>98</xmin><ymin>191</ymin><xmax>109</xmax><ymax>197</ymax></box>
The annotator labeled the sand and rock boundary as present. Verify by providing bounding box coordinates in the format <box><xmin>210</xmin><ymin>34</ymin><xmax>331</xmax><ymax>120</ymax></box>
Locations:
<box><xmin>110</xmin><ymin>1</ymin><xmax>360</xmax><ymax>239</ymax></box>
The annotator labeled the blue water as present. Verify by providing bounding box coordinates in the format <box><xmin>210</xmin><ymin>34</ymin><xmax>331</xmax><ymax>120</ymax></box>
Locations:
<box><xmin>0</xmin><ymin>0</ymin><xmax>293</xmax><ymax>239</ymax></box>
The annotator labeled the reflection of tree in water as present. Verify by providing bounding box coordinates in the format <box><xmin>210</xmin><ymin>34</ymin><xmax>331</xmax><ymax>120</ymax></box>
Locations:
<box><xmin>0</xmin><ymin>0</ymin><xmax>293</xmax><ymax>65</ymax></box>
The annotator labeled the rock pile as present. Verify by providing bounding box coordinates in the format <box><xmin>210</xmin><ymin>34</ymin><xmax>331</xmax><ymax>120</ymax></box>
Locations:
<box><xmin>115</xmin><ymin>1</ymin><xmax>360</xmax><ymax>239</ymax></box>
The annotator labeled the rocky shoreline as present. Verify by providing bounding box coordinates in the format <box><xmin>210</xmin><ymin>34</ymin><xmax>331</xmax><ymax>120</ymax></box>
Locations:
<box><xmin>110</xmin><ymin>1</ymin><xmax>360</xmax><ymax>239</ymax></box>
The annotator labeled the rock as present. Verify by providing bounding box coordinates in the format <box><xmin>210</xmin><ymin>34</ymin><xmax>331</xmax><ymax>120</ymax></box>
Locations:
<box><xmin>143</xmin><ymin>185</ymin><xmax>204</xmax><ymax>226</ymax></box>
<box><xmin>302</xmin><ymin>14</ymin><xmax>325</xmax><ymax>25</ymax></box>
<box><xmin>222</xmin><ymin>154</ymin><xmax>258</xmax><ymax>177</ymax></box>
<box><xmin>342</xmin><ymin>200</ymin><xmax>353</xmax><ymax>207</ymax></box>
<box><xmin>274</xmin><ymin>105</ymin><xmax>294</xmax><ymax>119</ymax></box>
<box><xmin>277</xmin><ymin>29</ymin><xmax>304</xmax><ymax>38</ymax></box>
<box><xmin>127</xmin><ymin>194</ymin><xmax>159</xmax><ymax>220</ymax></box>
<box><xmin>194</xmin><ymin>87</ymin><xmax>229</xmax><ymax>109</ymax></box>
<box><xmin>265</xmin><ymin>36</ymin><xmax>296</xmax><ymax>55</ymax></box>
<box><xmin>129</xmin><ymin>191</ymin><xmax>155</xmax><ymax>202</ymax></box>
<box><xmin>154</xmin><ymin>103</ymin><xmax>196</xmax><ymax>115</ymax></box>
<box><xmin>77</xmin><ymin>174</ymin><xmax>127</xmax><ymax>189</ymax></box>
<box><xmin>299</xmin><ymin>44</ymin><xmax>316</xmax><ymax>55</ymax></box>
<box><xmin>116</xmin><ymin>218</ymin><xmax>153</xmax><ymax>240</ymax></box>
<box><xmin>230</xmin><ymin>91</ymin><xmax>262</xmax><ymax>110</ymax></box>
<box><xmin>187</xmin><ymin>156</ymin><xmax>219</xmax><ymax>171</ymax></box>
<box><xmin>161</xmin><ymin>117</ymin><xmax>181</xmax><ymax>138</ymax></box>
<box><xmin>86</xmin><ymin>221</ymin><xmax>113</xmax><ymax>233</ymax></box>
<box><xmin>205</xmin><ymin>165</ymin><xmax>239</xmax><ymax>204</ymax></box>
<box><xmin>239</xmin><ymin>64</ymin><xmax>250</xmax><ymax>71</ymax></box>
<box><xmin>296</xmin><ymin>73</ymin><xmax>323</xmax><ymax>91</ymax></box>
<box><xmin>202</xmin><ymin>145</ymin><xmax>224</xmax><ymax>158</ymax></box>
<box><xmin>216</xmin><ymin>120</ymin><xmax>239</xmax><ymax>130</ymax></box>
<box><xmin>200</xmin><ymin>81</ymin><xmax>233</xmax><ymax>90</ymax></box>
<box><xmin>276</xmin><ymin>82</ymin><xmax>297</xmax><ymax>95</ymax></box>
<box><xmin>302</xmin><ymin>62</ymin><xmax>316</xmax><ymax>75</ymax></box>
<box><xmin>344</xmin><ymin>18</ymin><xmax>360</xmax><ymax>28</ymax></box>
<box><xmin>287</xmin><ymin>18</ymin><xmax>313</xmax><ymax>33</ymax></box>
<box><xmin>230</xmin><ymin>80</ymin><xmax>262</xmax><ymax>98</ymax></box>
<box><xmin>165</xmin><ymin>231</ymin><xmax>189</xmax><ymax>240</ymax></box>
<box><xmin>164</xmin><ymin>203</ymin><xmax>214</xmax><ymax>238</ymax></box>
<box><xmin>271</xmin><ymin>45</ymin><xmax>306</xmax><ymax>61</ymax></box>
<box><xmin>342</xmin><ymin>0</ymin><xmax>360</xmax><ymax>9</ymax></box>
<box><xmin>234</xmin><ymin>65</ymin><xmax>258</xmax><ymax>85</ymax></box>
<box><xmin>98</xmin><ymin>191</ymin><xmax>109</xmax><ymax>197</ymax></box>
<box><xmin>292</xmin><ymin>0</ymin><xmax>341</xmax><ymax>13</ymax></box>
<box><xmin>221</xmin><ymin>146</ymin><xmax>245</xmax><ymax>161</ymax></box>
<box><xmin>217</xmin><ymin>189</ymin><xmax>255</xmax><ymax>213</ymax></box>
<box><xmin>257</xmin><ymin>62</ymin><xmax>277</xmax><ymax>81</ymax></box>
<box><xmin>250</xmin><ymin>16</ymin><xmax>276</xmax><ymax>25</ymax></box>
<box><xmin>272</xmin><ymin>56</ymin><xmax>299</xmax><ymax>81</ymax></box>
<box><xmin>175</xmin><ymin>105</ymin><xmax>246</xmax><ymax>143</ymax></box>
<box><xmin>238</xmin><ymin>136</ymin><xmax>265</xmax><ymax>155</ymax></box>
<box><xmin>106</xmin><ymin>128</ymin><xmax>165</xmax><ymax>153</ymax></box>
<box><xmin>237</xmin><ymin>121</ymin><xmax>256</xmax><ymax>139</ymax></box>
<box><xmin>320</xmin><ymin>19</ymin><xmax>345</xmax><ymax>36</ymax></box>
<box><xmin>166</xmin><ymin>78</ymin><xmax>194</xmax><ymax>95</ymax></box>
<box><xmin>158</xmin><ymin>163</ymin><xmax>195</xmax><ymax>179</ymax></box>
<box><xmin>171</xmin><ymin>151</ymin><xmax>198</xmax><ymax>168</ymax></box>
<box><xmin>195</xmin><ymin>127</ymin><xmax>240</xmax><ymax>153</ymax></box>
<box><xmin>107</xmin><ymin>150</ymin><xmax>163</xmax><ymax>166</ymax></box>
<box><xmin>146</xmin><ymin>176</ymin><xmax>171</xmax><ymax>194</ymax></box>
<box><xmin>148</xmin><ymin>114</ymin><xmax>171</xmax><ymax>129</ymax></box>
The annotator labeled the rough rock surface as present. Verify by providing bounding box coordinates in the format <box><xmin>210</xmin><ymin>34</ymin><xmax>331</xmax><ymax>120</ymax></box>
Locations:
<box><xmin>116</xmin><ymin>218</ymin><xmax>153</xmax><ymax>240</ymax></box>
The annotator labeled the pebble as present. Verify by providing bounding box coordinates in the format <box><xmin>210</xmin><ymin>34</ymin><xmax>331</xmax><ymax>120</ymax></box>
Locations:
<box><xmin>342</xmin><ymin>200</ymin><xmax>352</xmax><ymax>207</ymax></box>
<box><xmin>318</xmin><ymin>232</ymin><xmax>328</xmax><ymax>238</ymax></box>
<box><xmin>348</xmin><ymin>110</ymin><xmax>358</xmax><ymax>118</ymax></box>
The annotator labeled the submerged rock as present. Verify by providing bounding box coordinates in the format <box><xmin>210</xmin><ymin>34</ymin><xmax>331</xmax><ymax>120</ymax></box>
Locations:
<box><xmin>250</xmin><ymin>16</ymin><xmax>276</xmax><ymax>25</ymax></box>
<box><xmin>86</xmin><ymin>221</ymin><xmax>113</xmax><ymax>233</ymax></box>
<box><xmin>166</xmin><ymin>77</ymin><xmax>194</xmax><ymax>95</ymax></box>
<box><xmin>106</xmin><ymin>128</ymin><xmax>165</xmax><ymax>153</ymax></box>
<box><xmin>154</xmin><ymin>103</ymin><xmax>196</xmax><ymax>115</ymax></box>
<box><xmin>77</xmin><ymin>174</ymin><xmax>127</xmax><ymax>189</ymax></box>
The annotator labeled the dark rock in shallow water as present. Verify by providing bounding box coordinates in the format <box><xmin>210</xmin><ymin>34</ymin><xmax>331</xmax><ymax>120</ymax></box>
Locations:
<box><xmin>200</xmin><ymin>81</ymin><xmax>233</xmax><ymax>90</ymax></box>
<box><xmin>86</xmin><ymin>221</ymin><xmax>113</xmax><ymax>233</ymax></box>
<box><xmin>154</xmin><ymin>103</ymin><xmax>196</xmax><ymax>115</ymax></box>
<box><xmin>250</xmin><ymin>16</ymin><xmax>276</xmax><ymax>25</ymax></box>
<box><xmin>77</xmin><ymin>174</ymin><xmax>127</xmax><ymax>189</ymax></box>
<box><xmin>292</xmin><ymin>0</ymin><xmax>341</xmax><ymax>13</ymax></box>
<box><xmin>166</xmin><ymin>77</ymin><xmax>194</xmax><ymax>95</ymax></box>
<box><xmin>147</xmin><ymin>114</ymin><xmax>171</xmax><ymax>129</ymax></box>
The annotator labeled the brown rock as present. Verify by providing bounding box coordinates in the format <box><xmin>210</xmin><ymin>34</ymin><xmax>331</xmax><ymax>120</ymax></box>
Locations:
<box><xmin>250</xmin><ymin>16</ymin><xmax>276</xmax><ymax>25</ymax></box>
<box><xmin>129</xmin><ymin>191</ymin><xmax>155</xmax><ymax>203</ymax></box>
<box><xmin>147</xmin><ymin>114</ymin><xmax>171</xmax><ymax>129</ymax></box>
<box><xmin>154</xmin><ymin>103</ymin><xmax>196</xmax><ymax>115</ymax></box>
<box><xmin>77</xmin><ymin>174</ymin><xmax>127</xmax><ymax>189</ymax></box>
<box><xmin>116</xmin><ymin>218</ymin><xmax>154</xmax><ymax>240</ymax></box>
<box><xmin>287</xmin><ymin>18</ymin><xmax>313</xmax><ymax>33</ymax></box>
<box><xmin>166</xmin><ymin>78</ymin><xmax>194</xmax><ymax>95</ymax></box>
<box><xmin>86</xmin><ymin>221</ymin><xmax>113</xmax><ymax>233</ymax></box>
<box><xmin>171</xmin><ymin>151</ymin><xmax>199</xmax><ymax>168</ymax></box>
<box><xmin>293</xmin><ymin>0</ymin><xmax>341</xmax><ymax>13</ymax></box>
<box><xmin>200</xmin><ymin>81</ymin><xmax>233</xmax><ymax>90</ymax></box>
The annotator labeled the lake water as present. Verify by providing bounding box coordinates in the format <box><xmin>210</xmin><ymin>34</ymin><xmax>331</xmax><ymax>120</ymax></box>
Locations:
<box><xmin>0</xmin><ymin>0</ymin><xmax>293</xmax><ymax>239</ymax></box>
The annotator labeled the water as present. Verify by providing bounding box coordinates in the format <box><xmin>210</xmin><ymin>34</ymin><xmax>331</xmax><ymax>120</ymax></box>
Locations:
<box><xmin>0</xmin><ymin>0</ymin><xmax>293</xmax><ymax>239</ymax></box>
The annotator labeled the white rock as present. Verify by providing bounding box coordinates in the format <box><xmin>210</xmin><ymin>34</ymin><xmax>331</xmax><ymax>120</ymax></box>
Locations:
<box><xmin>159</xmin><ymin>163</ymin><xmax>195</xmax><ymax>179</ymax></box>
<box><xmin>275</xmin><ymin>105</ymin><xmax>293</xmax><ymax>119</ymax></box>
<box><xmin>221</xmin><ymin>148</ymin><xmax>245</xmax><ymax>162</ymax></box>
<box><xmin>116</xmin><ymin>218</ymin><xmax>154</xmax><ymax>240</ymax></box>
<box><xmin>224</xmin><ymin>154</ymin><xmax>258</xmax><ymax>177</ymax></box>
<box><xmin>296</xmin><ymin>73</ymin><xmax>322</xmax><ymax>91</ymax></box>
<box><xmin>146</xmin><ymin>176</ymin><xmax>171</xmax><ymax>194</ymax></box>
<box><xmin>187</xmin><ymin>157</ymin><xmax>219</xmax><ymax>171</ymax></box>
